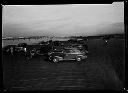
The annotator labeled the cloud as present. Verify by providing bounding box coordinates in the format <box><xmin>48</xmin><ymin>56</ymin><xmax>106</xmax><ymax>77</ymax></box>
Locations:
<box><xmin>3</xmin><ymin>4</ymin><xmax>124</xmax><ymax>37</ymax></box>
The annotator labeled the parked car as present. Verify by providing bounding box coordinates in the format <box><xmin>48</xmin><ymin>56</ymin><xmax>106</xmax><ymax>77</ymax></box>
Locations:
<box><xmin>70</xmin><ymin>44</ymin><xmax>88</xmax><ymax>53</ymax></box>
<box><xmin>48</xmin><ymin>47</ymin><xmax>87</xmax><ymax>63</ymax></box>
<box><xmin>14</xmin><ymin>43</ymin><xmax>36</xmax><ymax>59</ymax></box>
<box><xmin>15</xmin><ymin>43</ymin><xmax>27</xmax><ymax>53</ymax></box>
<box><xmin>2</xmin><ymin>45</ymin><xmax>16</xmax><ymax>55</ymax></box>
<box><xmin>17</xmin><ymin>43</ymin><xmax>27</xmax><ymax>47</ymax></box>
<box><xmin>38</xmin><ymin>41</ymin><xmax>48</xmax><ymax>45</ymax></box>
<box><xmin>36</xmin><ymin>45</ymin><xmax>53</xmax><ymax>55</ymax></box>
<box><xmin>25</xmin><ymin>48</ymin><xmax>37</xmax><ymax>60</ymax></box>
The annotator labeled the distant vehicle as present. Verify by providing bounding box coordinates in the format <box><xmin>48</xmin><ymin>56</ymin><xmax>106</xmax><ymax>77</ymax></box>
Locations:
<box><xmin>70</xmin><ymin>44</ymin><xmax>88</xmax><ymax>52</ymax></box>
<box><xmin>68</xmin><ymin>39</ymin><xmax>78</xmax><ymax>43</ymax></box>
<box><xmin>38</xmin><ymin>41</ymin><xmax>48</xmax><ymax>45</ymax></box>
<box><xmin>17</xmin><ymin>43</ymin><xmax>27</xmax><ymax>47</ymax></box>
<box><xmin>15</xmin><ymin>43</ymin><xmax>27</xmax><ymax>52</ymax></box>
<box><xmin>48</xmin><ymin>48</ymin><xmax>87</xmax><ymax>63</ymax></box>
<box><xmin>52</xmin><ymin>41</ymin><xmax>62</xmax><ymax>46</ymax></box>
<box><xmin>26</xmin><ymin>48</ymin><xmax>37</xmax><ymax>60</ymax></box>
<box><xmin>2</xmin><ymin>45</ymin><xmax>15</xmax><ymax>55</ymax></box>
<box><xmin>36</xmin><ymin>45</ymin><xmax>53</xmax><ymax>55</ymax></box>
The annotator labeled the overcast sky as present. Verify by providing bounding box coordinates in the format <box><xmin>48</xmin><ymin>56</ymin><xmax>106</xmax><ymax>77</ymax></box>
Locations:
<box><xmin>3</xmin><ymin>2</ymin><xmax>124</xmax><ymax>37</ymax></box>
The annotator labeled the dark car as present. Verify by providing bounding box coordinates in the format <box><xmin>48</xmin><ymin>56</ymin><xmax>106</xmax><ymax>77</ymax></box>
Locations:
<box><xmin>36</xmin><ymin>45</ymin><xmax>53</xmax><ymax>55</ymax></box>
<box><xmin>38</xmin><ymin>41</ymin><xmax>49</xmax><ymax>45</ymax></box>
<box><xmin>14</xmin><ymin>43</ymin><xmax>35</xmax><ymax>59</ymax></box>
<box><xmin>71</xmin><ymin>44</ymin><xmax>88</xmax><ymax>52</ymax></box>
<box><xmin>15</xmin><ymin>43</ymin><xmax>27</xmax><ymax>52</ymax></box>
<box><xmin>17</xmin><ymin>43</ymin><xmax>27</xmax><ymax>47</ymax></box>
<box><xmin>2</xmin><ymin>45</ymin><xmax>16</xmax><ymax>55</ymax></box>
<box><xmin>25</xmin><ymin>48</ymin><xmax>37</xmax><ymax>60</ymax></box>
<box><xmin>48</xmin><ymin>48</ymin><xmax>87</xmax><ymax>63</ymax></box>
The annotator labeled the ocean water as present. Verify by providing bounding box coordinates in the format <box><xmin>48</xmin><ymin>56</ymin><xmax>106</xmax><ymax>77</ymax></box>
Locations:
<box><xmin>2</xmin><ymin>38</ymin><xmax>69</xmax><ymax>48</ymax></box>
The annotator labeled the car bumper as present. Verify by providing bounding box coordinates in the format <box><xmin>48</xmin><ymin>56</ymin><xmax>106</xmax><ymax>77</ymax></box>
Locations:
<box><xmin>81</xmin><ymin>55</ymin><xmax>87</xmax><ymax>59</ymax></box>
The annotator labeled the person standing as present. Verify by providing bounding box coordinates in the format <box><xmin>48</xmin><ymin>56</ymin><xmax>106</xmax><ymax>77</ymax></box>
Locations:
<box><xmin>10</xmin><ymin>46</ymin><xmax>14</xmax><ymax>55</ymax></box>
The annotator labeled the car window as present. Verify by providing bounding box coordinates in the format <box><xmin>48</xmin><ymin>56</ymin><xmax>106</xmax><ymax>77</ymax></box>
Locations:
<box><xmin>72</xmin><ymin>49</ymin><xmax>81</xmax><ymax>53</ymax></box>
<box><xmin>68</xmin><ymin>50</ymin><xmax>73</xmax><ymax>53</ymax></box>
<box><xmin>65</xmin><ymin>49</ymin><xmax>70</xmax><ymax>53</ymax></box>
<box><xmin>54</xmin><ymin>50</ymin><xmax>63</xmax><ymax>52</ymax></box>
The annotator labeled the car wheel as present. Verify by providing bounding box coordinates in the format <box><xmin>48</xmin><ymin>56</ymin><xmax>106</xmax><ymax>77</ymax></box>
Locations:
<box><xmin>36</xmin><ymin>50</ymin><xmax>40</xmax><ymax>55</ymax></box>
<box><xmin>76</xmin><ymin>57</ymin><xmax>81</xmax><ymax>62</ymax></box>
<box><xmin>49</xmin><ymin>56</ymin><xmax>52</xmax><ymax>60</ymax></box>
<box><xmin>53</xmin><ymin>57</ymin><xmax>59</xmax><ymax>63</ymax></box>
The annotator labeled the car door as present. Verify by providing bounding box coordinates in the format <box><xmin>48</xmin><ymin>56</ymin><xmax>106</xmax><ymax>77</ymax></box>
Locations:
<box><xmin>64</xmin><ymin>49</ymin><xmax>74</xmax><ymax>60</ymax></box>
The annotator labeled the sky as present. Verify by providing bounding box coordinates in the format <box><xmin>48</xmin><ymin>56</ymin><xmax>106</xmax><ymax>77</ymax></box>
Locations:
<box><xmin>2</xmin><ymin>2</ymin><xmax>124</xmax><ymax>37</ymax></box>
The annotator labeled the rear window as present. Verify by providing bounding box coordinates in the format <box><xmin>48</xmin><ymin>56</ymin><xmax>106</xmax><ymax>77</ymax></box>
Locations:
<box><xmin>53</xmin><ymin>49</ymin><xmax>63</xmax><ymax>52</ymax></box>
<box><xmin>72</xmin><ymin>49</ymin><xmax>81</xmax><ymax>53</ymax></box>
<box><xmin>64</xmin><ymin>48</ymin><xmax>81</xmax><ymax>53</ymax></box>
<box><xmin>65</xmin><ymin>49</ymin><xmax>71</xmax><ymax>53</ymax></box>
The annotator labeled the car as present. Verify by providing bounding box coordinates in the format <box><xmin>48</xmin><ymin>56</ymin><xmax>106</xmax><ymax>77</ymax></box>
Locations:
<box><xmin>15</xmin><ymin>43</ymin><xmax>27</xmax><ymax>52</ymax></box>
<box><xmin>17</xmin><ymin>43</ymin><xmax>27</xmax><ymax>47</ymax></box>
<box><xmin>2</xmin><ymin>45</ymin><xmax>16</xmax><ymax>55</ymax></box>
<box><xmin>38</xmin><ymin>41</ymin><xmax>49</xmax><ymax>45</ymax></box>
<box><xmin>48</xmin><ymin>48</ymin><xmax>87</xmax><ymax>63</ymax></box>
<box><xmin>25</xmin><ymin>48</ymin><xmax>37</xmax><ymax>60</ymax></box>
<box><xmin>36</xmin><ymin>45</ymin><xmax>53</xmax><ymax>55</ymax></box>
<box><xmin>71</xmin><ymin>44</ymin><xmax>88</xmax><ymax>52</ymax></box>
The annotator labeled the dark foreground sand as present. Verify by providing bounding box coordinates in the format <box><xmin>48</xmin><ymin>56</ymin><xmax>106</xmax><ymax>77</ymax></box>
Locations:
<box><xmin>3</xmin><ymin>38</ymin><xmax>125</xmax><ymax>91</ymax></box>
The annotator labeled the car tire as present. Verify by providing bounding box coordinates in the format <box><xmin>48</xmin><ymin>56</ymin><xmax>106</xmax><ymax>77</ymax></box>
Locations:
<box><xmin>49</xmin><ymin>56</ymin><xmax>52</xmax><ymax>60</ymax></box>
<box><xmin>53</xmin><ymin>57</ymin><xmax>59</xmax><ymax>63</ymax></box>
<box><xmin>76</xmin><ymin>57</ymin><xmax>81</xmax><ymax>62</ymax></box>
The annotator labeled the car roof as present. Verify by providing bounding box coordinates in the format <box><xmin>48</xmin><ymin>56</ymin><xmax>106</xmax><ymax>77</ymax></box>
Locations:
<box><xmin>64</xmin><ymin>47</ymin><xmax>79</xmax><ymax>50</ymax></box>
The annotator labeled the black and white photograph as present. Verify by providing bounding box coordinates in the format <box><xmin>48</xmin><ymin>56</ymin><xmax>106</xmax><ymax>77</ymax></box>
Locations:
<box><xmin>2</xmin><ymin>2</ymin><xmax>125</xmax><ymax>91</ymax></box>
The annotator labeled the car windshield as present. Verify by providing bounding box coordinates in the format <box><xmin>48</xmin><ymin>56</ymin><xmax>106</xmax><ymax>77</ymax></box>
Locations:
<box><xmin>64</xmin><ymin>49</ymin><xmax>71</xmax><ymax>53</ymax></box>
<box><xmin>53</xmin><ymin>49</ymin><xmax>63</xmax><ymax>52</ymax></box>
<box><xmin>64</xmin><ymin>48</ymin><xmax>81</xmax><ymax>53</ymax></box>
<box><xmin>72</xmin><ymin>49</ymin><xmax>81</xmax><ymax>53</ymax></box>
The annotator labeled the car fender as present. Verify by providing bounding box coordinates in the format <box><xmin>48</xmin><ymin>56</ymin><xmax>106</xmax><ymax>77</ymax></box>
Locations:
<box><xmin>54</xmin><ymin>56</ymin><xmax>63</xmax><ymax>58</ymax></box>
<box><xmin>54</xmin><ymin>56</ymin><xmax>63</xmax><ymax>60</ymax></box>
<box><xmin>77</xmin><ymin>55</ymin><xmax>87</xmax><ymax>59</ymax></box>
<box><xmin>76</xmin><ymin>55</ymin><xmax>82</xmax><ymax>58</ymax></box>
